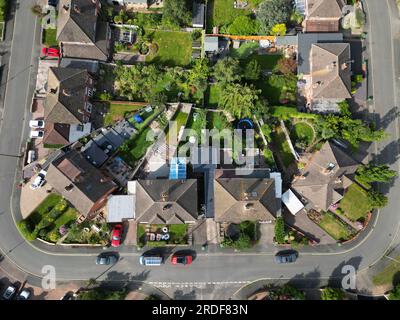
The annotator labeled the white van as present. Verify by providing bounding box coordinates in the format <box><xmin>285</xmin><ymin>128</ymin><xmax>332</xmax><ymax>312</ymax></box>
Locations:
<box><xmin>27</xmin><ymin>150</ymin><xmax>36</xmax><ymax>164</ymax></box>
<box><xmin>139</xmin><ymin>255</ymin><xmax>163</xmax><ymax>266</ymax></box>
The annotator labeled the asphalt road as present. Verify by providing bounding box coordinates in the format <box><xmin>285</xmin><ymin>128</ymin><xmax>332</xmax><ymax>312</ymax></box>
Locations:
<box><xmin>0</xmin><ymin>0</ymin><xmax>399</xmax><ymax>294</ymax></box>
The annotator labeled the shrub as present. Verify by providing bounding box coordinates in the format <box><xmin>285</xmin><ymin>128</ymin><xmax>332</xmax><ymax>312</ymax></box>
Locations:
<box><xmin>321</xmin><ymin>287</ymin><xmax>345</xmax><ymax>300</ymax></box>
<box><xmin>270</xmin><ymin>106</ymin><xmax>319</xmax><ymax>120</ymax></box>
<box><xmin>274</xmin><ymin>217</ymin><xmax>286</xmax><ymax>244</ymax></box>
<box><xmin>48</xmin><ymin>230</ymin><xmax>61</xmax><ymax>243</ymax></box>
<box><xmin>17</xmin><ymin>220</ymin><xmax>35</xmax><ymax>241</ymax></box>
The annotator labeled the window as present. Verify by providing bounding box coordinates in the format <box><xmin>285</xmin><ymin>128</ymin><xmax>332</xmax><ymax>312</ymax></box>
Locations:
<box><xmin>85</xmin><ymin>102</ymin><xmax>92</xmax><ymax>113</ymax></box>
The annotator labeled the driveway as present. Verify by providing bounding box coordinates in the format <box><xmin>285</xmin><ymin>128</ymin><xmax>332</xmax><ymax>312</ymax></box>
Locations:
<box><xmin>19</xmin><ymin>177</ymin><xmax>52</xmax><ymax>219</ymax></box>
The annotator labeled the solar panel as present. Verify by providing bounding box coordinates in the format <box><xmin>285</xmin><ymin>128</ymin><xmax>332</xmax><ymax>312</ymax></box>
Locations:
<box><xmin>169</xmin><ymin>157</ymin><xmax>186</xmax><ymax>180</ymax></box>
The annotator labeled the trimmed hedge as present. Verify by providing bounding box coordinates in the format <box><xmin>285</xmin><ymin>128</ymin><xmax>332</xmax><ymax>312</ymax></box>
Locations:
<box><xmin>274</xmin><ymin>216</ymin><xmax>286</xmax><ymax>244</ymax></box>
<box><xmin>270</xmin><ymin>106</ymin><xmax>319</xmax><ymax>120</ymax></box>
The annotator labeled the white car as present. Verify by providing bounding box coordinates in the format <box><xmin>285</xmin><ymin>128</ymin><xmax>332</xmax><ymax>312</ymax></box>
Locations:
<box><xmin>29</xmin><ymin>120</ymin><xmax>45</xmax><ymax>129</ymax></box>
<box><xmin>2</xmin><ymin>286</ymin><xmax>16</xmax><ymax>300</ymax></box>
<box><xmin>30</xmin><ymin>170</ymin><xmax>47</xmax><ymax>190</ymax></box>
<box><xmin>30</xmin><ymin>130</ymin><xmax>44</xmax><ymax>139</ymax></box>
<box><xmin>17</xmin><ymin>289</ymin><xmax>31</xmax><ymax>300</ymax></box>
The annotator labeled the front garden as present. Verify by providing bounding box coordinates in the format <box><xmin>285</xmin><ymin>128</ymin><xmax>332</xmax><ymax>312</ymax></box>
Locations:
<box><xmin>42</xmin><ymin>28</ymin><xmax>58</xmax><ymax>47</ymax></box>
<box><xmin>338</xmin><ymin>184</ymin><xmax>371</xmax><ymax>222</ymax></box>
<box><xmin>137</xmin><ymin>224</ymin><xmax>189</xmax><ymax>247</ymax></box>
<box><xmin>221</xmin><ymin>221</ymin><xmax>260</xmax><ymax>250</ymax></box>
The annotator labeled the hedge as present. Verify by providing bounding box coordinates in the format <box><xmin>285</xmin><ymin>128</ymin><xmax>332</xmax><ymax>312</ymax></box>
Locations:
<box><xmin>270</xmin><ymin>106</ymin><xmax>320</xmax><ymax>120</ymax></box>
<box><xmin>274</xmin><ymin>216</ymin><xmax>286</xmax><ymax>244</ymax></box>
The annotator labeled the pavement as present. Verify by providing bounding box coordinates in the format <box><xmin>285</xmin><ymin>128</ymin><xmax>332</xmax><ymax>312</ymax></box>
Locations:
<box><xmin>0</xmin><ymin>0</ymin><xmax>399</xmax><ymax>300</ymax></box>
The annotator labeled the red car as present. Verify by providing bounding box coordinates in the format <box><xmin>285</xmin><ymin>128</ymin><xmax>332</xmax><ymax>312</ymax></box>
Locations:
<box><xmin>171</xmin><ymin>254</ymin><xmax>193</xmax><ymax>266</ymax></box>
<box><xmin>111</xmin><ymin>224</ymin><xmax>123</xmax><ymax>247</ymax></box>
<box><xmin>42</xmin><ymin>47</ymin><xmax>60</xmax><ymax>58</ymax></box>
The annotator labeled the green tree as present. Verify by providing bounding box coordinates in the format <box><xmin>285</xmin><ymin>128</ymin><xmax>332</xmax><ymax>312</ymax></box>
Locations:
<box><xmin>338</xmin><ymin>100</ymin><xmax>352</xmax><ymax>117</ymax></box>
<box><xmin>389</xmin><ymin>284</ymin><xmax>400</xmax><ymax>300</ymax></box>
<box><xmin>256</xmin><ymin>0</ymin><xmax>292</xmax><ymax>34</ymax></box>
<box><xmin>367</xmin><ymin>189</ymin><xmax>388</xmax><ymax>209</ymax></box>
<box><xmin>213</xmin><ymin>57</ymin><xmax>241</xmax><ymax>86</ymax></box>
<box><xmin>188</xmin><ymin>58</ymin><xmax>210</xmax><ymax>95</ymax></box>
<box><xmin>162</xmin><ymin>0</ymin><xmax>191</xmax><ymax>28</ymax></box>
<box><xmin>356</xmin><ymin>164</ymin><xmax>397</xmax><ymax>184</ymax></box>
<box><xmin>270</xmin><ymin>23</ymin><xmax>287</xmax><ymax>36</ymax></box>
<box><xmin>321</xmin><ymin>287</ymin><xmax>345</xmax><ymax>300</ymax></box>
<box><xmin>218</xmin><ymin>83</ymin><xmax>260</xmax><ymax>119</ymax></box>
<box><xmin>243</xmin><ymin>59</ymin><xmax>261</xmax><ymax>81</ymax></box>
<box><xmin>276</xmin><ymin>57</ymin><xmax>297</xmax><ymax>75</ymax></box>
<box><xmin>227</xmin><ymin>16</ymin><xmax>260</xmax><ymax>35</ymax></box>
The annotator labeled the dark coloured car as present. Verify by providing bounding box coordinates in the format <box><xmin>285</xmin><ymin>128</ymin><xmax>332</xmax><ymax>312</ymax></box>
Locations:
<box><xmin>275</xmin><ymin>250</ymin><xmax>298</xmax><ymax>264</ymax></box>
<box><xmin>96</xmin><ymin>253</ymin><xmax>118</xmax><ymax>265</ymax></box>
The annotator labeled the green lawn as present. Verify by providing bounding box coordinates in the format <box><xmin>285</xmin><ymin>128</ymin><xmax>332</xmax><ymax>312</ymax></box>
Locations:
<box><xmin>142</xmin><ymin>224</ymin><xmax>189</xmax><ymax>247</ymax></box>
<box><xmin>104</xmin><ymin>103</ymin><xmax>144</xmax><ymax>126</ymax></box>
<box><xmin>120</xmin><ymin>127</ymin><xmax>153</xmax><ymax>166</ymax></box>
<box><xmin>165</xmin><ymin>110</ymin><xmax>189</xmax><ymax>144</ymax></box>
<box><xmin>291</xmin><ymin>122</ymin><xmax>315</xmax><ymax>145</ymax></box>
<box><xmin>207</xmin><ymin>111</ymin><xmax>232</xmax><ymax>131</ymax></box>
<box><xmin>42</xmin><ymin>28</ymin><xmax>58</xmax><ymax>47</ymax></box>
<box><xmin>339</xmin><ymin>184</ymin><xmax>371</xmax><ymax>222</ymax></box>
<box><xmin>373</xmin><ymin>255</ymin><xmax>400</xmax><ymax>286</ymax></box>
<box><xmin>205</xmin><ymin>85</ymin><xmax>221</xmax><ymax>108</ymax></box>
<box><xmin>245</xmin><ymin>54</ymin><xmax>282</xmax><ymax>70</ymax></box>
<box><xmin>272</xmin><ymin>128</ymin><xmax>294</xmax><ymax>167</ymax></box>
<box><xmin>257</xmin><ymin>74</ymin><xmax>297</xmax><ymax>104</ymax></box>
<box><xmin>207</xmin><ymin>0</ymin><xmax>253</xmax><ymax>32</ymax></box>
<box><xmin>146</xmin><ymin>30</ymin><xmax>192</xmax><ymax>67</ymax></box>
<box><xmin>17</xmin><ymin>194</ymin><xmax>78</xmax><ymax>242</ymax></box>
<box><xmin>318</xmin><ymin>212</ymin><xmax>353</xmax><ymax>241</ymax></box>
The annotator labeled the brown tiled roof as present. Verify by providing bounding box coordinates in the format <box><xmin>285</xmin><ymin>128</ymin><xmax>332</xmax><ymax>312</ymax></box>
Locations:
<box><xmin>310</xmin><ymin>43</ymin><xmax>351</xmax><ymax>100</ymax></box>
<box><xmin>46</xmin><ymin>149</ymin><xmax>117</xmax><ymax>215</ymax></box>
<box><xmin>45</xmin><ymin>67</ymin><xmax>90</xmax><ymax>124</ymax></box>
<box><xmin>305</xmin><ymin>20</ymin><xmax>340</xmax><ymax>32</ymax></box>
<box><xmin>135</xmin><ymin>179</ymin><xmax>199</xmax><ymax>224</ymax></box>
<box><xmin>214</xmin><ymin>178</ymin><xmax>278</xmax><ymax>223</ymax></box>
<box><xmin>292</xmin><ymin>141</ymin><xmax>359</xmax><ymax>211</ymax></box>
<box><xmin>307</xmin><ymin>0</ymin><xmax>345</xmax><ymax>19</ymax></box>
<box><xmin>43</xmin><ymin>123</ymin><xmax>70</xmax><ymax>146</ymax></box>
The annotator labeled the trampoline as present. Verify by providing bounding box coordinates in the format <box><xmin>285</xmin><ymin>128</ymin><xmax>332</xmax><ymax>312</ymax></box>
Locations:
<box><xmin>237</xmin><ymin>118</ymin><xmax>254</xmax><ymax>130</ymax></box>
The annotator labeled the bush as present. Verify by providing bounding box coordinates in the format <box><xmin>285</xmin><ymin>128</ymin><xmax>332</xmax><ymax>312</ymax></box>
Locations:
<box><xmin>17</xmin><ymin>220</ymin><xmax>35</xmax><ymax>241</ymax></box>
<box><xmin>270</xmin><ymin>106</ymin><xmax>319</xmax><ymax>120</ymax></box>
<box><xmin>321</xmin><ymin>287</ymin><xmax>345</xmax><ymax>300</ymax></box>
<box><xmin>274</xmin><ymin>217</ymin><xmax>286</xmax><ymax>244</ymax></box>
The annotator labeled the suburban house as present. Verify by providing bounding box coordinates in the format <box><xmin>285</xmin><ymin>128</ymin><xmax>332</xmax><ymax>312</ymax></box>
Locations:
<box><xmin>133</xmin><ymin>179</ymin><xmax>199</xmax><ymax>224</ymax></box>
<box><xmin>44</xmin><ymin>67</ymin><xmax>94</xmax><ymax>146</ymax></box>
<box><xmin>46</xmin><ymin>149</ymin><xmax>118</xmax><ymax>217</ymax></box>
<box><xmin>291</xmin><ymin>141</ymin><xmax>359</xmax><ymax>212</ymax></box>
<box><xmin>303</xmin><ymin>0</ymin><xmax>345</xmax><ymax>32</ymax></box>
<box><xmin>213</xmin><ymin>170</ymin><xmax>280</xmax><ymax>224</ymax></box>
<box><xmin>57</xmin><ymin>0</ymin><xmax>111</xmax><ymax>61</ymax></box>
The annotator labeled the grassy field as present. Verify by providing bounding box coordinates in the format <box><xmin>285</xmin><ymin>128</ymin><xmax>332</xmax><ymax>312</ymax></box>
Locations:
<box><xmin>373</xmin><ymin>255</ymin><xmax>400</xmax><ymax>286</ymax></box>
<box><xmin>42</xmin><ymin>28</ymin><xmax>58</xmax><ymax>47</ymax></box>
<box><xmin>205</xmin><ymin>85</ymin><xmax>221</xmax><ymax>108</ymax></box>
<box><xmin>120</xmin><ymin>127</ymin><xmax>153</xmax><ymax>166</ymax></box>
<box><xmin>146</xmin><ymin>30</ymin><xmax>192</xmax><ymax>67</ymax></box>
<box><xmin>318</xmin><ymin>212</ymin><xmax>353</xmax><ymax>241</ymax></box>
<box><xmin>104</xmin><ymin>103</ymin><xmax>144</xmax><ymax>126</ymax></box>
<box><xmin>272</xmin><ymin>128</ymin><xmax>295</xmax><ymax>167</ymax></box>
<box><xmin>339</xmin><ymin>184</ymin><xmax>371</xmax><ymax>221</ymax></box>
<box><xmin>207</xmin><ymin>0</ymin><xmax>253</xmax><ymax>32</ymax></box>
<box><xmin>291</xmin><ymin>122</ymin><xmax>315</xmax><ymax>145</ymax></box>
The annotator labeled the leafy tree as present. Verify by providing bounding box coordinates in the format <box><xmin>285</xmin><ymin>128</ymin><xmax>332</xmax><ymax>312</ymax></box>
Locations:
<box><xmin>227</xmin><ymin>16</ymin><xmax>260</xmax><ymax>35</ymax></box>
<box><xmin>213</xmin><ymin>57</ymin><xmax>242</xmax><ymax>86</ymax></box>
<box><xmin>274</xmin><ymin>217</ymin><xmax>286</xmax><ymax>244</ymax></box>
<box><xmin>321</xmin><ymin>287</ymin><xmax>345</xmax><ymax>300</ymax></box>
<box><xmin>78</xmin><ymin>288</ymin><xmax>127</xmax><ymax>300</ymax></box>
<box><xmin>188</xmin><ymin>58</ymin><xmax>210</xmax><ymax>95</ymax></box>
<box><xmin>290</xmin><ymin>10</ymin><xmax>304</xmax><ymax>25</ymax></box>
<box><xmin>356</xmin><ymin>164</ymin><xmax>397</xmax><ymax>184</ymax></box>
<box><xmin>389</xmin><ymin>284</ymin><xmax>400</xmax><ymax>300</ymax></box>
<box><xmin>162</xmin><ymin>0</ymin><xmax>191</xmax><ymax>28</ymax></box>
<box><xmin>338</xmin><ymin>100</ymin><xmax>352</xmax><ymax>117</ymax></box>
<box><xmin>243</xmin><ymin>59</ymin><xmax>261</xmax><ymax>81</ymax></box>
<box><xmin>270</xmin><ymin>23</ymin><xmax>287</xmax><ymax>36</ymax></box>
<box><xmin>218</xmin><ymin>83</ymin><xmax>260</xmax><ymax>119</ymax></box>
<box><xmin>367</xmin><ymin>189</ymin><xmax>388</xmax><ymax>209</ymax></box>
<box><xmin>256</xmin><ymin>0</ymin><xmax>292</xmax><ymax>34</ymax></box>
<box><xmin>277</xmin><ymin>57</ymin><xmax>297</xmax><ymax>75</ymax></box>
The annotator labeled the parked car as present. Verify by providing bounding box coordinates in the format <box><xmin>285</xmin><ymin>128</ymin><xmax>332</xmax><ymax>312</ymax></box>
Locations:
<box><xmin>60</xmin><ymin>291</ymin><xmax>76</xmax><ymax>300</ymax></box>
<box><xmin>171</xmin><ymin>253</ymin><xmax>193</xmax><ymax>266</ymax></box>
<box><xmin>30</xmin><ymin>170</ymin><xmax>47</xmax><ymax>190</ymax></box>
<box><xmin>95</xmin><ymin>253</ymin><xmax>118</xmax><ymax>265</ymax></box>
<box><xmin>139</xmin><ymin>255</ymin><xmax>163</xmax><ymax>266</ymax></box>
<box><xmin>27</xmin><ymin>150</ymin><xmax>36</xmax><ymax>164</ymax></box>
<box><xmin>2</xmin><ymin>286</ymin><xmax>16</xmax><ymax>300</ymax></box>
<box><xmin>275</xmin><ymin>250</ymin><xmax>298</xmax><ymax>264</ymax></box>
<box><xmin>29</xmin><ymin>130</ymin><xmax>44</xmax><ymax>139</ymax></box>
<box><xmin>16</xmin><ymin>289</ymin><xmax>31</xmax><ymax>300</ymax></box>
<box><xmin>42</xmin><ymin>47</ymin><xmax>60</xmax><ymax>58</ymax></box>
<box><xmin>29</xmin><ymin>120</ymin><xmax>45</xmax><ymax>129</ymax></box>
<box><xmin>111</xmin><ymin>224</ymin><xmax>123</xmax><ymax>247</ymax></box>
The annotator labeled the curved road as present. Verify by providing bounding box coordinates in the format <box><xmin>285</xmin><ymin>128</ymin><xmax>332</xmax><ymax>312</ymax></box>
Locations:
<box><xmin>0</xmin><ymin>0</ymin><xmax>399</xmax><ymax>291</ymax></box>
